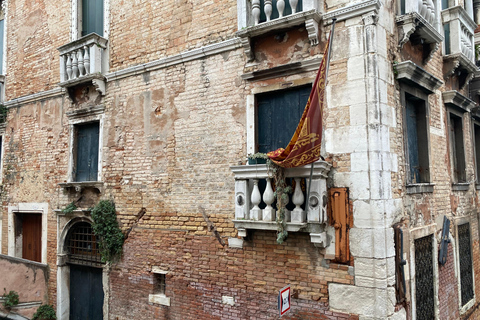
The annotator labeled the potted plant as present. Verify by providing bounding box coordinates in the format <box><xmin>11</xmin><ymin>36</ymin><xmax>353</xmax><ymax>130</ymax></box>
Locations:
<box><xmin>32</xmin><ymin>304</ymin><xmax>57</xmax><ymax>320</ymax></box>
<box><xmin>247</xmin><ymin>152</ymin><xmax>269</xmax><ymax>165</ymax></box>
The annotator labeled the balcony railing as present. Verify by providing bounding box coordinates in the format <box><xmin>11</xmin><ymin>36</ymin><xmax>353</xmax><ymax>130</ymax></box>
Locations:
<box><xmin>231</xmin><ymin>161</ymin><xmax>332</xmax><ymax>246</ymax></box>
<box><xmin>397</xmin><ymin>0</ymin><xmax>443</xmax><ymax>58</ymax></box>
<box><xmin>251</xmin><ymin>0</ymin><xmax>303</xmax><ymax>26</ymax></box>
<box><xmin>58</xmin><ymin>33</ymin><xmax>108</xmax><ymax>85</ymax></box>
<box><xmin>400</xmin><ymin>0</ymin><xmax>436</xmax><ymax>25</ymax></box>
<box><xmin>442</xmin><ymin>6</ymin><xmax>476</xmax><ymax>64</ymax></box>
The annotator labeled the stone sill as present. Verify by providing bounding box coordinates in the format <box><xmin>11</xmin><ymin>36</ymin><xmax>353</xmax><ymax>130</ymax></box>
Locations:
<box><xmin>231</xmin><ymin>160</ymin><xmax>331</xmax><ymax>180</ymax></box>
<box><xmin>58</xmin><ymin>181</ymin><xmax>104</xmax><ymax>193</ymax></box>
<box><xmin>406</xmin><ymin>183</ymin><xmax>434</xmax><ymax>194</ymax></box>
<box><xmin>233</xmin><ymin>220</ymin><xmax>307</xmax><ymax>232</ymax></box>
<box><xmin>452</xmin><ymin>183</ymin><xmax>469</xmax><ymax>191</ymax></box>
<box><xmin>476</xmin><ymin>184</ymin><xmax>480</xmax><ymax>190</ymax></box>
<box><xmin>54</xmin><ymin>208</ymin><xmax>91</xmax><ymax>216</ymax></box>
<box><xmin>58</xmin><ymin>73</ymin><xmax>106</xmax><ymax>97</ymax></box>
<box><xmin>149</xmin><ymin>294</ymin><xmax>170</xmax><ymax>306</ymax></box>
<box><xmin>233</xmin><ymin>220</ymin><xmax>328</xmax><ymax>247</ymax></box>
<box><xmin>236</xmin><ymin>10</ymin><xmax>319</xmax><ymax>39</ymax></box>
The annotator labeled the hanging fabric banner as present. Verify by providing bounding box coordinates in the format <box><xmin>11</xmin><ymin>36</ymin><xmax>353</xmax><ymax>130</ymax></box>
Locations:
<box><xmin>267</xmin><ymin>32</ymin><xmax>333</xmax><ymax>168</ymax></box>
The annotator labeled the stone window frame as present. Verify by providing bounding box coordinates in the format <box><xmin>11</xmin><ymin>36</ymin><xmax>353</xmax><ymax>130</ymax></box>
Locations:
<box><xmin>471</xmin><ymin>117</ymin><xmax>480</xmax><ymax>188</ymax></box>
<box><xmin>71</xmin><ymin>0</ymin><xmax>110</xmax><ymax>41</ymax></box>
<box><xmin>66</xmin><ymin>106</ymin><xmax>104</xmax><ymax>184</ymax></box>
<box><xmin>149</xmin><ymin>267</ymin><xmax>171</xmax><ymax>307</ymax></box>
<box><xmin>453</xmin><ymin>216</ymin><xmax>476</xmax><ymax>314</ymax></box>
<box><xmin>408</xmin><ymin>224</ymin><xmax>440</xmax><ymax>320</ymax></box>
<box><xmin>7</xmin><ymin>203</ymin><xmax>49</xmax><ymax>264</ymax></box>
<box><xmin>400</xmin><ymin>84</ymin><xmax>434</xmax><ymax>194</ymax></box>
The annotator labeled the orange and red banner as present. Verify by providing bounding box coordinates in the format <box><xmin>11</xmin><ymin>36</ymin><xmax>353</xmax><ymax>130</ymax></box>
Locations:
<box><xmin>267</xmin><ymin>38</ymin><xmax>331</xmax><ymax>168</ymax></box>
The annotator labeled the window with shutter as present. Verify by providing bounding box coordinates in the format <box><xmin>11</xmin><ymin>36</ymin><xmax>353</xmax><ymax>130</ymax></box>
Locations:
<box><xmin>256</xmin><ymin>85</ymin><xmax>310</xmax><ymax>153</ymax></box>
<box><xmin>75</xmin><ymin>122</ymin><xmax>99</xmax><ymax>182</ymax></box>
<box><xmin>405</xmin><ymin>93</ymin><xmax>430</xmax><ymax>184</ymax></box>
<box><xmin>448</xmin><ymin>112</ymin><xmax>466</xmax><ymax>183</ymax></box>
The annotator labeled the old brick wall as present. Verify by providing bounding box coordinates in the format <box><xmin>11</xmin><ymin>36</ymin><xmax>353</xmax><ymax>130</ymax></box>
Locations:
<box><xmin>5</xmin><ymin>0</ymin><xmax>70</xmax><ymax>99</ymax></box>
<box><xmin>110</xmin><ymin>229</ymin><xmax>356</xmax><ymax>320</ymax></box>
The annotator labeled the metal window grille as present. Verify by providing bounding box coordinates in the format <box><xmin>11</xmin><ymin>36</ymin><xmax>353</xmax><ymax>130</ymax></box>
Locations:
<box><xmin>66</xmin><ymin>222</ymin><xmax>103</xmax><ymax>267</ymax></box>
<box><xmin>458</xmin><ymin>223</ymin><xmax>474</xmax><ymax>306</ymax></box>
<box><xmin>154</xmin><ymin>273</ymin><xmax>166</xmax><ymax>295</ymax></box>
<box><xmin>415</xmin><ymin>235</ymin><xmax>435</xmax><ymax>320</ymax></box>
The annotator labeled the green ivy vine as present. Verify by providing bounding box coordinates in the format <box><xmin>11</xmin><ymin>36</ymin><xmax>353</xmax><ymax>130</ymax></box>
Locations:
<box><xmin>91</xmin><ymin>200</ymin><xmax>124</xmax><ymax>263</ymax></box>
<box><xmin>2</xmin><ymin>289</ymin><xmax>19</xmax><ymax>310</ymax></box>
<box><xmin>32</xmin><ymin>304</ymin><xmax>56</xmax><ymax>320</ymax></box>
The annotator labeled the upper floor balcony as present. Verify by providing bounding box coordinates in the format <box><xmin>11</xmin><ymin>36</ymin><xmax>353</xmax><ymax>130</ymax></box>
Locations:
<box><xmin>230</xmin><ymin>160</ymin><xmax>332</xmax><ymax>247</ymax></box>
<box><xmin>442</xmin><ymin>5</ymin><xmax>478</xmax><ymax>88</ymax></box>
<box><xmin>236</xmin><ymin>0</ymin><xmax>321</xmax><ymax>60</ymax></box>
<box><xmin>58</xmin><ymin>33</ymin><xmax>108</xmax><ymax>97</ymax></box>
<box><xmin>396</xmin><ymin>0</ymin><xmax>443</xmax><ymax>60</ymax></box>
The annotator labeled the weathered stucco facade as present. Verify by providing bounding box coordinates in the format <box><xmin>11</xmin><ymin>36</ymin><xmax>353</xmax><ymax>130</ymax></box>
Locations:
<box><xmin>1</xmin><ymin>0</ymin><xmax>480</xmax><ymax>319</ymax></box>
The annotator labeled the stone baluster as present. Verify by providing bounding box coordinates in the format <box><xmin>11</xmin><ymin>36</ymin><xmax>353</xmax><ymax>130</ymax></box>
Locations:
<box><xmin>72</xmin><ymin>50</ymin><xmax>78</xmax><ymax>79</ymax></box>
<box><xmin>263</xmin><ymin>178</ymin><xmax>275</xmax><ymax>221</ymax></box>
<box><xmin>290</xmin><ymin>0</ymin><xmax>298</xmax><ymax>14</ymax></box>
<box><xmin>291</xmin><ymin>178</ymin><xmax>305</xmax><ymax>223</ymax></box>
<box><xmin>252</xmin><ymin>0</ymin><xmax>261</xmax><ymax>25</ymax></box>
<box><xmin>84</xmin><ymin>45</ymin><xmax>90</xmax><ymax>75</ymax></box>
<box><xmin>277</xmin><ymin>0</ymin><xmax>285</xmax><ymax>18</ymax></box>
<box><xmin>66</xmin><ymin>54</ymin><xmax>72</xmax><ymax>80</ymax></box>
<box><xmin>264</xmin><ymin>0</ymin><xmax>272</xmax><ymax>21</ymax></box>
<box><xmin>250</xmin><ymin>179</ymin><xmax>262</xmax><ymax>220</ymax></box>
<box><xmin>78</xmin><ymin>49</ymin><xmax>85</xmax><ymax>76</ymax></box>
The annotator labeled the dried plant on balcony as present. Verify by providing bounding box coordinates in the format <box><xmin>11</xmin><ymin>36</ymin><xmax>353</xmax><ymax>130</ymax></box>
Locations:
<box><xmin>267</xmin><ymin>160</ymin><xmax>292</xmax><ymax>244</ymax></box>
<box><xmin>2</xmin><ymin>289</ymin><xmax>19</xmax><ymax>310</ymax></box>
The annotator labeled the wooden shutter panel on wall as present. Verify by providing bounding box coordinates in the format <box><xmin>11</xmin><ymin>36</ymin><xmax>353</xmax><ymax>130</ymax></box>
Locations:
<box><xmin>328</xmin><ymin>188</ymin><xmax>352</xmax><ymax>264</ymax></box>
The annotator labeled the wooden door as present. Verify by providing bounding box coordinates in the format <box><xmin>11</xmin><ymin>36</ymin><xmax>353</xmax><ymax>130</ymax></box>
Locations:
<box><xmin>70</xmin><ymin>264</ymin><xmax>104</xmax><ymax>320</ymax></box>
<box><xmin>22</xmin><ymin>213</ymin><xmax>42</xmax><ymax>262</ymax></box>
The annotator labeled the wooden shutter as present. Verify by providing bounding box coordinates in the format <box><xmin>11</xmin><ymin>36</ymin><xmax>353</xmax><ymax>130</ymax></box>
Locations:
<box><xmin>82</xmin><ymin>0</ymin><xmax>104</xmax><ymax>37</ymax></box>
<box><xmin>76</xmin><ymin>122</ymin><xmax>99</xmax><ymax>182</ymax></box>
<box><xmin>0</xmin><ymin>18</ymin><xmax>4</xmax><ymax>73</ymax></box>
<box><xmin>327</xmin><ymin>188</ymin><xmax>351</xmax><ymax>264</ymax></box>
<box><xmin>256</xmin><ymin>85</ymin><xmax>310</xmax><ymax>153</ymax></box>
<box><xmin>22</xmin><ymin>213</ymin><xmax>42</xmax><ymax>262</ymax></box>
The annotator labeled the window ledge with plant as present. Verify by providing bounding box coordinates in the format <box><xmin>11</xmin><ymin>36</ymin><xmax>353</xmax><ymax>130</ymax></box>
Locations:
<box><xmin>230</xmin><ymin>158</ymin><xmax>332</xmax><ymax>247</ymax></box>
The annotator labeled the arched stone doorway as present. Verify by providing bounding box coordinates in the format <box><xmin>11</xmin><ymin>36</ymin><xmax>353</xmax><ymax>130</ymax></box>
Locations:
<box><xmin>57</xmin><ymin>218</ymin><xmax>106</xmax><ymax>320</ymax></box>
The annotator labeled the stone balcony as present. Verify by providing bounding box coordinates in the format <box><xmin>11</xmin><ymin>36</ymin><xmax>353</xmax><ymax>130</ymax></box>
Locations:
<box><xmin>57</xmin><ymin>33</ymin><xmax>108</xmax><ymax>97</ymax></box>
<box><xmin>236</xmin><ymin>0</ymin><xmax>320</xmax><ymax>60</ymax></box>
<box><xmin>230</xmin><ymin>160</ymin><xmax>333</xmax><ymax>247</ymax></box>
<box><xmin>442</xmin><ymin>5</ymin><xmax>478</xmax><ymax>87</ymax></box>
<box><xmin>396</xmin><ymin>0</ymin><xmax>443</xmax><ymax>60</ymax></box>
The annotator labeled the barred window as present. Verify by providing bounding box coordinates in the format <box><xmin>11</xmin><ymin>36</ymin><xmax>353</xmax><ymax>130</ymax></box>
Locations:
<box><xmin>66</xmin><ymin>222</ymin><xmax>103</xmax><ymax>267</ymax></box>
<box><xmin>415</xmin><ymin>235</ymin><xmax>435</xmax><ymax>319</ymax></box>
<box><xmin>458</xmin><ymin>223</ymin><xmax>474</xmax><ymax>306</ymax></box>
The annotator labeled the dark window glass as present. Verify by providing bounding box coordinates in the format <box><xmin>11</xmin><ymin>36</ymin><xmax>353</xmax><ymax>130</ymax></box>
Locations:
<box><xmin>82</xmin><ymin>0</ymin><xmax>104</xmax><ymax>37</ymax></box>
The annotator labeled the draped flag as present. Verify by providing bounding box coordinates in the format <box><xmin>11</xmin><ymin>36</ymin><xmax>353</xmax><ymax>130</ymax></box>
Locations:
<box><xmin>267</xmin><ymin>34</ymin><xmax>332</xmax><ymax>168</ymax></box>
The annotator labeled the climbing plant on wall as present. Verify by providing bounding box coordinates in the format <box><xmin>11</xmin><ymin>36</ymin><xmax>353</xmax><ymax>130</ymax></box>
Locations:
<box><xmin>91</xmin><ymin>200</ymin><xmax>124</xmax><ymax>263</ymax></box>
